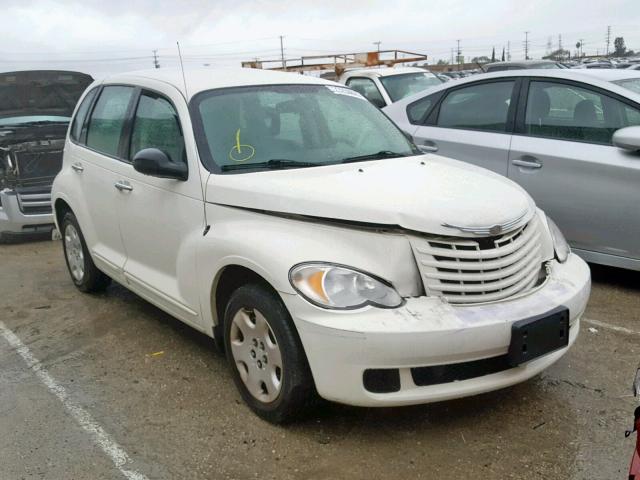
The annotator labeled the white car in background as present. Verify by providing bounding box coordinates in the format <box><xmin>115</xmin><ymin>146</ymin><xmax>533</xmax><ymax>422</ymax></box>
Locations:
<box><xmin>338</xmin><ymin>66</ymin><xmax>443</xmax><ymax>108</ymax></box>
<box><xmin>52</xmin><ymin>68</ymin><xmax>589</xmax><ymax>423</ymax></box>
<box><xmin>384</xmin><ymin>68</ymin><xmax>640</xmax><ymax>271</ymax></box>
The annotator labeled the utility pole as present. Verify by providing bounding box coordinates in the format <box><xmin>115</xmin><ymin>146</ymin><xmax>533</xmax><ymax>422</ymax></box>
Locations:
<box><xmin>605</xmin><ymin>25</ymin><xmax>612</xmax><ymax>56</ymax></box>
<box><xmin>546</xmin><ymin>36</ymin><xmax>552</xmax><ymax>56</ymax></box>
<box><xmin>152</xmin><ymin>49</ymin><xmax>160</xmax><ymax>69</ymax></box>
<box><xmin>450</xmin><ymin>48</ymin><xmax>454</xmax><ymax>65</ymax></box>
<box><xmin>558</xmin><ymin>34</ymin><xmax>562</xmax><ymax>51</ymax></box>
<box><xmin>523</xmin><ymin>31</ymin><xmax>530</xmax><ymax>60</ymax></box>
<box><xmin>373</xmin><ymin>41</ymin><xmax>381</xmax><ymax>52</ymax></box>
<box><xmin>279</xmin><ymin>35</ymin><xmax>286</xmax><ymax>70</ymax></box>
<box><xmin>456</xmin><ymin>39</ymin><xmax>461</xmax><ymax>70</ymax></box>
<box><xmin>507</xmin><ymin>41</ymin><xmax>511</xmax><ymax>61</ymax></box>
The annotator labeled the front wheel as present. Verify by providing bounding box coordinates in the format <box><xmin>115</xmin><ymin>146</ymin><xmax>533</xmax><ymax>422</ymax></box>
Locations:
<box><xmin>61</xmin><ymin>212</ymin><xmax>111</xmax><ymax>293</ymax></box>
<box><xmin>224</xmin><ymin>284</ymin><xmax>316</xmax><ymax>423</ymax></box>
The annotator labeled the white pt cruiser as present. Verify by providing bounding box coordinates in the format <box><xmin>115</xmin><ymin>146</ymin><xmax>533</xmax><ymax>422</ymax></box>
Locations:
<box><xmin>52</xmin><ymin>68</ymin><xmax>591</xmax><ymax>423</ymax></box>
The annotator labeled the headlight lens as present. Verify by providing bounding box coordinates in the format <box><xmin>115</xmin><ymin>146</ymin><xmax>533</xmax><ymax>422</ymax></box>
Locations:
<box><xmin>289</xmin><ymin>263</ymin><xmax>403</xmax><ymax>310</ymax></box>
<box><xmin>547</xmin><ymin>217</ymin><xmax>570</xmax><ymax>263</ymax></box>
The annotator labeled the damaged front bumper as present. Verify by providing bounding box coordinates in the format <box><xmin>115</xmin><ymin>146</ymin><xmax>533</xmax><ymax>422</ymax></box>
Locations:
<box><xmin>0</xmin><ymin>187</ymin><xmax>55</xmax><ymax>241</ymax></box>
<box><xmin>281</xmin><ymin>253</ymin><xmax>590</xmax><ymax>407</ymax></box>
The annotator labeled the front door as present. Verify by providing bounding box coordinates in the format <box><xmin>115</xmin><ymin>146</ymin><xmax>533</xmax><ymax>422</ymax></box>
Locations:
<box><xmin>113</xmin><ymin>88</ymin><xmax>205</xmax><ymax>328</ymax></box>
<box><xmin>508</xmin><ymin>78</ymin><xmax>640</xmax><ymax>264</ymax></box>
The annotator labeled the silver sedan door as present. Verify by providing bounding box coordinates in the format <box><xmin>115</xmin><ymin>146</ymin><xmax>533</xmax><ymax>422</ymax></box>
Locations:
<box><xmin>410</xmin><ymin>79</ymin><xmax>518</xmax><ymax>176</ymax></box>
<box><xmin>508</xmin><ymin>78</ymin><xmax>640</xmax><ymax>267</ymax></box>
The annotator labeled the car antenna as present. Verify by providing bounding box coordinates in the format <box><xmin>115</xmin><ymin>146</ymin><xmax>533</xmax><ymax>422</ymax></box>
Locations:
<box><xmin>176</xmin><ymin>41</ymin><xmax>189</xmax><ymax>99</ymax></box>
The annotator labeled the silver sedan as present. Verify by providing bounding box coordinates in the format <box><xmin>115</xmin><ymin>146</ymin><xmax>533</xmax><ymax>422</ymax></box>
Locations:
<box><xmin>384</xmin><ymin>69</ymin><xmax>640</xmax><ymax>271</ymax></box>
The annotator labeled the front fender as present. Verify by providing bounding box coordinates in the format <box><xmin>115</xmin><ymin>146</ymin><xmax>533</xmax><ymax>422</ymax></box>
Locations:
<box><xmin>196</xmin><ymin>204</ymin><xmax>422</xmax><ymax>327</ymax></box>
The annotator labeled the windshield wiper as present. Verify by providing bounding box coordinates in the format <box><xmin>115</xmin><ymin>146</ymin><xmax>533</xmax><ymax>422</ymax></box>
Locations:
<box><xmin>340</xmin><ymin>150</ymin><xmax>411</xmax><ymax>164</ymax></box>
<box><xmin>221</xmin><ymin>159</ymin><xmax>321</xmax><ymax>172</ymax></box>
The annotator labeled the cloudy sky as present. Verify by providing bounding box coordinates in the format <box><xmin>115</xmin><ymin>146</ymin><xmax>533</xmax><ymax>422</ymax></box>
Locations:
<box><xmin>1</xmin><ymin>0</ymin><xmax>639</xmax><ymax>76</ymax></box>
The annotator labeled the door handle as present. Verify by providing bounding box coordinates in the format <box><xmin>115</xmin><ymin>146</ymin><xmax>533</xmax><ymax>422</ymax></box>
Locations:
<box><xmin>418</xmin><ymin>143</ymin><xmax>439</xmax><ymax>153</ymax></box>
<box><xmin>71</xmin><ymin>163</ymin><xmax>84</xmax><ymax>173</ymax></box>
<box><xmin>114</xmin><ymin>181</ymin><xmax>133</xmax><ymax>192</ymax></box>
<box><xmin>511</xmin><ymin>158</ymin><xmax>542</xmax><ymax>169</ymax></box>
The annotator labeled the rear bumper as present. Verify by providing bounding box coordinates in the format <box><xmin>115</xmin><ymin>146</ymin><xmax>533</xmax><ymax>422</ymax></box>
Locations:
<box><xmin>0</xmin><ymin>188</ymin><xmax>54</xmax><ymax>240</ymax></box>
<box><xmin>282</xmin><ymin>254</ymin><xmax>590</xmax><ymax>407</ymax></box>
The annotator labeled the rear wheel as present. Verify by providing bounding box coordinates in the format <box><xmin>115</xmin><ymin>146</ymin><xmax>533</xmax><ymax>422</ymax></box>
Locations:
<box><xmin>224</xmin><ymin>283</ymin><xmax>316</xmax><ymax>423</ymax></box>
<box><xmin>61</xmin><ymin>212</ymin><xmax>111</xmax><ymax>293</ymax></box>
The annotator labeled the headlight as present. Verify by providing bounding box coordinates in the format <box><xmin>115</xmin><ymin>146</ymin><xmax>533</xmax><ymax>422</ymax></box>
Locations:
<box><xmin>547</xmin><ymin>217</ymin><xmax>570</xmax><ymax>263</ymax></box>
<box><xmin>289</xmin><ymin>263</ymin><xmax>403</xmax><ymax>310</ymax></box>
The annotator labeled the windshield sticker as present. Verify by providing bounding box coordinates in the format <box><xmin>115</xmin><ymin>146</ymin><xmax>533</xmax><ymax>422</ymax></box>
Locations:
<box><xmin>229</xmin><ymin>128</ymin><xmax>255</xmax><ymax>162</ymax></box>
<box><xmin>325</xmin><ymin>85</ymin><xmax>367</xmax><ymax>100</ymax></box>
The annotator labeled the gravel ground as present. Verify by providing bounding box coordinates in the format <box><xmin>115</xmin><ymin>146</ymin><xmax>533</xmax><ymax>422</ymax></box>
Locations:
<box><xmin>1</xmin><ymin>240</ymin><xmax>639</xmax><ymax>480</ymax></box>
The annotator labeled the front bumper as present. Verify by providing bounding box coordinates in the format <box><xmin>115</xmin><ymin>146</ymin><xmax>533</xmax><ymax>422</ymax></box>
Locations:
<box><xmin>281</xmin><ymin>254</ymin><xmax>590</xmax><ymax>407</ymax></box>
<box><xmin>0</xmin><ymin>188</ymin><xmax>55</xmax><ymax>241</ymax></box>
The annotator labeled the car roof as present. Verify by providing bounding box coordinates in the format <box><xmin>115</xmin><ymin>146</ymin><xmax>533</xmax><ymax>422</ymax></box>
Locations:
<box><xmin>383</xmin><ymin>68</ymin><xmax>640</xmax><ymax>112</ymax></box>
<box><xmin>570</xmin><ymin>68</ymin><xmax>640</xmax><ymax>81</ymax></box>
<box><xmin>341</xmin><ymin>66</ymin><xmax>431</xmax><ymax>79</ymax></box>
<box><xmin>101</xmin><ymin>67</ymin><xmax>336</xmax><ymax>100</ymax></box>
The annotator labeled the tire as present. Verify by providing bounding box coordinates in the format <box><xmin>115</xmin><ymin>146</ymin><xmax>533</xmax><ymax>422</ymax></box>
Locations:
<box><xmin>223</xmin><ymin>283</ymin><xmax>316</xmax><ymax>423</ymax></box>
<box><xmin>61</xmin><ymin>212</ymin><xmax>111</xmax><ymax>293</ymax></box>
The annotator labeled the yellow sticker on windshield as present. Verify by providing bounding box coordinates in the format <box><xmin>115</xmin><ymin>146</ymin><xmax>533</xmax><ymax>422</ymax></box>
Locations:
<box><xmin>229</xmin><ymin>128</ymin><xmax>255</xmax><ymax>162</ymax></box>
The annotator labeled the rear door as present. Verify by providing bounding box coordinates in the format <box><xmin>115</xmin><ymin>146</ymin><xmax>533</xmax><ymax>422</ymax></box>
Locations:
<box><xmin>508</xmin><ymin>78</ymin><xmax>640</xmax><ymax>263</ymax></box>
<box><xmin>69</xmin><ymin>85</ymin><xmax>136</xmax><ymax>280</ymax></box>
<box><xmin>410</xmin><ymin>78</ymin><xmax>519</xmax><ymax>176</ymax></box>
<box><xmin>114</xmin><ymin>87</ymin><xmax>205</xmax><ymax>328</ymax></box>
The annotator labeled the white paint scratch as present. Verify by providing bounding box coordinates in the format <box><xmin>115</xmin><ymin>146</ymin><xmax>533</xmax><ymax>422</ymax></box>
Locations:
<box><xmin>583</xmin><ymin>318</ymin><xmax>640</xmax><ymax>337</ymax></box>
<box><xmin>0</xmin><ymin>321</ymin><xmax>148</xmax><ymax>480</ymax></box>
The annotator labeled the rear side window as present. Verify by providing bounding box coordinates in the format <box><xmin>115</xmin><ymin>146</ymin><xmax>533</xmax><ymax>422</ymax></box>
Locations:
<box><xmin>345</xmin><ymin>78</ymin><xmax>386</xmax><ymax>108</ymax></box>
<box><xmin>407</xmin><ymin>96</ymin><xmax>433</xmax><ymax>124</ymax></box>
<box><xmin>70</xmin><ymin>87</ymin><xmax>98</xmax><ymax>142</ymax></box>
<box><xmin>86</xmin><ymin>86</ymin><xmax>135</xmax><ymax>157</ymax></box>
<box><xmin>524</xmin><ymin>81</ymin><xmax>640</xmax><ymax>145</ymax></box>
<box><xmin>129</xmin><ymin>93</ymin><xmax>185</xmax><ymax>163</ymax></box>
<box><xmin>437</xmin><ymin>81</ymin><xmax>515</xmax><ymax>132</ymax></box>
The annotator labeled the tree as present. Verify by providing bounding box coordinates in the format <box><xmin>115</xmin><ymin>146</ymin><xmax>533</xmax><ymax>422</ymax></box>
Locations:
<box><xmin>471</xmin><ymin>56</ymin><xmax>490</xmax><ymax>63</ymax></box>
<box><xmin>491</xmin><ymin>47</ymin><xmax>495</xmax><ymax>62</ymax></box>
<box><xmin>501</xmin><ymin>47</ymin><xmax>505</xmax><ymax>61</ymax></box>
<box><xmin>614</xmin><ymin>37</ymin><xmax>627</xmax><ymax>56</ymax></box>
<box><xmin>436</xmin><ymin>59</ymin><xmax>449</xmax><ymax>65</ymax></box>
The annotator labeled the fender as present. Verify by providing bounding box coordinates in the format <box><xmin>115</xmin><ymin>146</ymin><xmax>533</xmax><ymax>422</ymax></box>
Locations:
<box><xmin>196</xmin><ymin>203</ymin><xmax>423</xmax><ymax>330</ymax></box>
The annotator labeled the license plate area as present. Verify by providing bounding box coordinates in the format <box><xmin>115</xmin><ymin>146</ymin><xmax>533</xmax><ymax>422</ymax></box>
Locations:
<box><xmin>507</xmin><ymin>307</ymin><xmax>570</xmax><ymax>367</ymax></box>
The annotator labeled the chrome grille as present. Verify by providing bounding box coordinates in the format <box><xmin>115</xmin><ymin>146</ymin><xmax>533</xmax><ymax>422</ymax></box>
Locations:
<box><xmin>17</xmin><ymin>188</ymin><xmax>52</xmax><ymax>215</ymax></box>
<box><xmin>410</xmin><ymin>216</ymin><xmax>544</xmax><ymax>304</ymax></box>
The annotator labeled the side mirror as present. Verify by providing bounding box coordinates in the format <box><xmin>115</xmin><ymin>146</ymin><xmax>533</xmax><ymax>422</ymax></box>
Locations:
<box><xmin>132</xmin><ymin>148</ymin><xmax>188</xmax><ymax>181</ymax></box>
<box><xmin>613</xmin><ymin>126</ymin><xmax>640</xmax><ymax>152</ymax></box>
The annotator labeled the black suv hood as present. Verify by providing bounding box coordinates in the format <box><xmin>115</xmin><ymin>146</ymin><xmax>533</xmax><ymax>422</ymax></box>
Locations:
<box><xmin>0</xmin><ymin>70</ymin><xmax>93</xmax><ymax>120</ymax></box>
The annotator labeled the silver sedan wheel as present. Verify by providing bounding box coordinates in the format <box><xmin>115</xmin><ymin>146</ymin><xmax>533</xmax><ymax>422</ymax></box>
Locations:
<box><xmin>229</xmin><ymin>307</ymin><xmax>283</xmax><ymax>403</ymax></box>
<box><xmin>64</xmin><ymin>224</ymin><xmax>85</xmax><ymax>282</ymax></box>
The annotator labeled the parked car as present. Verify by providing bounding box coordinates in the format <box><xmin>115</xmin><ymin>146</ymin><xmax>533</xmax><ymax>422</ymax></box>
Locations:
<box><xmin>52</xmin><ymin>68</ymin><xmax>590</xmax><ymax>423</ymax></box>
<box><xmin>384</xmin><ymin>69</ymin><xmax>640</xmax><ymax>270</ymax></box>
<box><xmin>0</xmin><ymin>70</ymin><xmax>93</xmax><ymax>241</ymax></box>
<box><xmin>338</xmin><ymin>66</ymin><xmax>442</xmax><ymax>108</ymax></box>
<box><xmin>484</xmin><ymin>60</ymin><xmax>565</xmax><ymax>72</ymax></box>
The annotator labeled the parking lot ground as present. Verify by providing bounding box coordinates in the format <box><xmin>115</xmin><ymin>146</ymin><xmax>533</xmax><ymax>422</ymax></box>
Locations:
<box><xmin>1</xmin><ymin>240</ymin><xmax>639</xmax><ymax>480</ymax></box>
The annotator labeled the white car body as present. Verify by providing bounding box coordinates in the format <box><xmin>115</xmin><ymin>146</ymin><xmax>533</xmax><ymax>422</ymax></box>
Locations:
<box><xmin>52</xmin><ymin>68</ymin><xmax>590</xmax><ymax>413</ymax></box>
<box><xmin>338</xmin><ymin>66</ymin><xmax>442</xmax><ymax>107</ymax></box>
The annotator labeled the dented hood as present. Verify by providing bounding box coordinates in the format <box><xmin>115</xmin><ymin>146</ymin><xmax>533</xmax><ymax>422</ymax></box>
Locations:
<box><xmin>206</xmin><ymin>155</ymin><xmax>536</xmax><ymax>236</ymax></box>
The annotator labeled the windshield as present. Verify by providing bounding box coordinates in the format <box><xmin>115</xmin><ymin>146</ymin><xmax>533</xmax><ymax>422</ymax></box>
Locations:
<box><xmin>192</xmin><ymin>84</ymin><xmax>417</xmax><ymax>173</ymax></box>
<box><xmin>613</xmin><ymin>78</ymin><xmax>640</xmax><ymax>95</ymax></box>
<box><xmin>379</xmin><ymin>73</ymin><xmax>443</xmax><ymax>102</ymax></box>
<box><xmin>0</xmin><ymin>115</ymin><xmax>70</xmax><ymax>126</ymax></box>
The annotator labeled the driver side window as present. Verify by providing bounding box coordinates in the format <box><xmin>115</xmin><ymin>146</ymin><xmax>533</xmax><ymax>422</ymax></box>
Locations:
<box><xmin>129</xmin><ymin>92</ymin><xmax>185</xmax><ymax>163</ymax></box>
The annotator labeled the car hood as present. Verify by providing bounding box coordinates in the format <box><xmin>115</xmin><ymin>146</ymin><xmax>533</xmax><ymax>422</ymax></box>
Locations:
<box><xmin>0</xmin><ymin>70</ymin><xmax>93</xmax><ymax>119</ymax></box>
<box><xmin>206</xmin><ymin>155</ymin><xmax>536</xmax><ymax>237</ymax></box>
